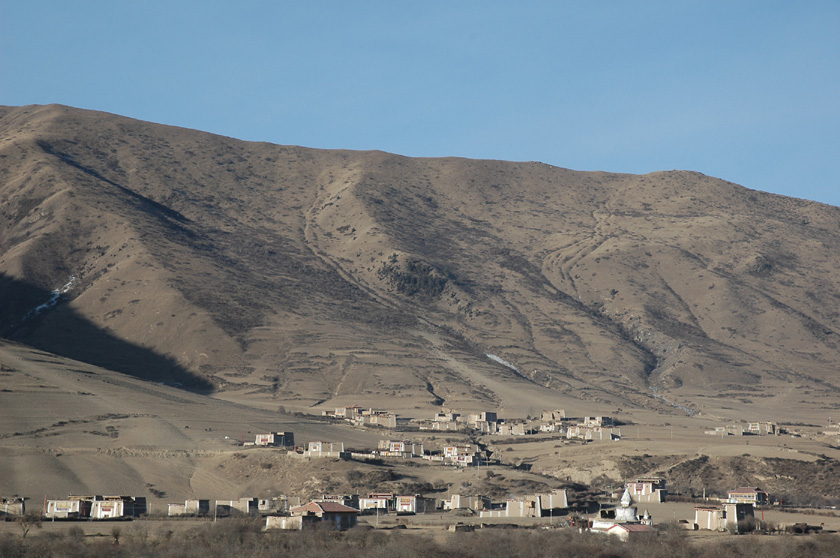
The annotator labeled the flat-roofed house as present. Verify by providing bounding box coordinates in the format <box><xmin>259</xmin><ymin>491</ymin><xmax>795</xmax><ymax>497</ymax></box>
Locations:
<box><xmin>358</xmin><ymin>493</ymin><xmax>392</xmax><ymax>512</ymax></box>
<box><xmin>45</xmin><ymin>498</ymin><xmax>92</xmax><ymax>519</ymax></box>
<box><xmin>540</xmin><ymin>409</ymin><xmax>566</xmax><ymax>422</ymax></box>
<box><xmin>0</xmin><ymin>497</ymin><xmax>24</xmax><ymax>517</ymax></box>
<box><xmin>215</xmin><ymin>497</ymin><xmax>259</xmax><ymax>516</ymax></box>
<box><xmin>727</xmin><ymin>487</ymin><xmax>768</xmax><ymax>506</ymax></box>
<box><xmin>536</xmin><ymin>489</ymin><xmax>568</xmax><ymax>513</ymax></box>
<box><xmin>480</xmin><ymin>497</ymin><xmax>539</xmax><ymax>518</ymax></box>
<box><xmin>627</xmin><ymin>478</ymin><xmax>667</xmax><ymax>503</ymax></box>
<box><xmin>695</xmin><ymin>503</ymin><xmax>755</xmax><ymax>532</ymax></box>
<box><xmin>91</xmin><ymin>498</ymin><xmax>127</xmax><ymax>519</ymax></box>
<box><xmin>46</xmin><ymin>495</ymin><xmax>144</xmax><ymax>520</ymax></box>
<box><xmin>186</xmin><ymin>499</ymin><xmax>211</xmax><ymax>516</ymax></box>
<box><xmin>169</xmin><ymin>499</ymin><xmax>210</xmax><ymax>516</ymax></box>
<box><xmin>443</xmin><ymin>444</ymin><xmax>481</xmax><ymax>466</ymax></box>
<box><xmin>394</xmin><ymin>495</ymin><xmax>435</xmax><ymax>514</ymax></box>
<box><xmin>378</xmin><ymin>440</ymin><xmax>423</xmax><ymax>457</ymax></box>
<box><xmin>168</xmin><ymin>503</ymin><xmax>187</xmax><ymax>516</ymax></box>
<box><xmin>288</xmin><ymin>501</ymin><xmax>359</xmax><ymax>531</ymax></box>
<box><xmin>361</xmin><ymin>409</ymin><xmax>397</xmax><ymax>428</ymax></box>
<box><xmin>434</xmin><ymin>411</ymin><xmax>460</xmax><ymax>423</ymax></box>
<box><xmin>442</xmin><ymin>494</ymin><xmax>491</xmax><ymax>511</ymax></box>
<box><xmin>478</xmin><ymin>490</ymin><xmax>567</xmax><ymax>519</ymax></box>
<box><xmin>304</xmin><ymin>441</ymin><xmax>347</xmax><ymax>458</ymax></box>
<box><xmin>254</xmin><ymin>432</ymin><xmax>294</xmax><ymax>447</ymax></box>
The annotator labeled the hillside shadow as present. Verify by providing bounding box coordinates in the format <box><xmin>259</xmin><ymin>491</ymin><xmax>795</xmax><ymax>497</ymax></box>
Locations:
<box><xmin>0</xmin><ymin>274</ymin><xmax>214</xmax><ymax>393</ymax></box>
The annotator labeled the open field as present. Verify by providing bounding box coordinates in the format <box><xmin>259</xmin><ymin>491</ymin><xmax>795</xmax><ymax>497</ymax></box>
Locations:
<box><xmin>4</xmin><ymin>340</ymin><xmax>840</xmax><ymax>513</ymax></box>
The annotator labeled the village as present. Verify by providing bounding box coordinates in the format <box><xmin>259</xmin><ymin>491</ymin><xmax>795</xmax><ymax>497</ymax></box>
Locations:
<box><xmin>2</xmin><ymin>406</ymin><xmax>829</xmax><ymax>541</ymax></box>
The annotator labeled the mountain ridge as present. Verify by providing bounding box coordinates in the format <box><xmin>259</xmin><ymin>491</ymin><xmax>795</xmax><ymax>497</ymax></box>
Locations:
<box><xmin>2</xmin><ymin>104</ymin><xmax>839</xmax><ymax>419</ymax></box>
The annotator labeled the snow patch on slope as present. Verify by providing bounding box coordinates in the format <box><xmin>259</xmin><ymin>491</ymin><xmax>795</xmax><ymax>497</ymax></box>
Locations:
<box><xmin>486</xmin><ymin>353</ymin><xmax>519</xmax><ymax>373</ymax></box>
<box><xmin>22</xmin><ymin>276</ymin><xmax>77</xmax><ymax>321</ymax></box>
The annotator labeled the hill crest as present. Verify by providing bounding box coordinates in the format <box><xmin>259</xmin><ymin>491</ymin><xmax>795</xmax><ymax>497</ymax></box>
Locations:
<box><xmin>2</xmin><ymin>104</ymin><xmax>840</xmax><ymax>419</ymax></box>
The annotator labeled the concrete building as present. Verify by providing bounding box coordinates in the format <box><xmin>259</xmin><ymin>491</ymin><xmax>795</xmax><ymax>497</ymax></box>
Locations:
<box><xmin>45</xmin><ymin>495</ymin><xmax>144</xmax><ymax>519</ymax></box>
<box><xmin>287</xmin><ymin>501</ymin><xmax>359</xmax><ymax>531</ymax></box>
<box><xmin>695</xmin><ymin>503</ymin><xmax>755</xmax><ymax>532</ymax></box>
<box><xmin>581</xmin><ymin>416</ymin><xmax>613</xmax><ymax>427</ymax></box>
<box><xmin>45</xmin><ymin>498</ymin><xmax>92</xmax><ymax>519</ymax></box>
<box><xmin>394</xmin><ymin>495</ymin><xmax>435</xmax><ymax>514</ymax></box>
<box><xmin>497</xmin><ymin>422</ymin><xmax>528</xmax><ymax>436</ymax></box>
<box><xmin>304</xmin><ymin>441</ymin><xmax>348</xmax><ymax>458</ymax></box>
<box><xmin>727</xmin><ymin>487</ymin><xmax>769</xmax><ymax>506</ymax></box>
<box><xmin>442</xmin><ymin>494</ymin><xmax>491</xmax><ymax>511</ymax></box>
<box><xmin>467</xmin><ymin>411</ymin><xmax>498</xmax><ymax>428</ymax></box>
<box><xmin>540</xmin><ymin>409</ymin><xmax>566</xmax><ymax>422</ymax></box>
<box><xmin>0</xmin><ymin>497</ymin><xmax>24</xmax><ymax>517</ymax></box>
<box><xmin>254</xmin><ymin>432</ymin><xmax>294</xmax><ymax>447</ymax></box>
<box><xmin>215</xmin><ymin>497</ymin><xmax>259</xmax><ymax>516</ymax></box>
<box><xmin>359</xmin><ymin>493</ymin><xmax>392</xmax><ymax>512</ymax></box>
<box><xmin>479</xmin><ymin>490</ymin><xmax>568</xmax><ymax>519</ymax></box>
<box><xmin>91</xmin><ymin>498</ymin><xmax>128</xmax><ymax>520</ymax></box>
<box><xmin>169</xmin><ymin>499</ymin><xmax>211</xmax><ymax>517</ymax></box>
<box><xmin>433</xmin><ymin>410</ymin><xmax>460</xmax><ymax>423</ymax></box>
<box><xmin>378</xmin><ymin>440</ymin><xmax>423</xmax><ymax>457</ymax></box>
<box><xmin>626</xmin><ymin>478</ymin><xmax>667</xmax><ymax>503</ymax></box>
<box><xmin>360</xmin><ymin>409</ymin><xmax>397</xmax><ymax>428</ymax></box>
<box><xmin>567</xmin><ymin>425</ymin><xmax>620</xmax><ymax>441</ymax></box>
<box><xmin>443</xmin><ymin>444</ymin><xmax>481</xmax><ymax>466</ymax></box>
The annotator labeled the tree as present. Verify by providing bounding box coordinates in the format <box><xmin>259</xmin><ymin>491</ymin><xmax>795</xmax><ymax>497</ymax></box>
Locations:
<box><xmin>17</xmin><ymin>513</ymin><xmax>42</xmax><ymax>539</ymax></box>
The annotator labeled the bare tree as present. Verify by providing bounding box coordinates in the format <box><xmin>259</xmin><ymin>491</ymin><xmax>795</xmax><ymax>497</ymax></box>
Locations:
<box><xmin>17</xmin><ymin>513</ymin><xmax>42</xmax><ymax>539</ymax></box>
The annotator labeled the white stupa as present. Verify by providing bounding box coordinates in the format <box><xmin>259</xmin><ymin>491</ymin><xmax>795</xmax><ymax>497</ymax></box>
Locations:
<box><xmin>615</xmin><ymin>487</ymin><xmax>639</xmax><ymax>522</ymax></box>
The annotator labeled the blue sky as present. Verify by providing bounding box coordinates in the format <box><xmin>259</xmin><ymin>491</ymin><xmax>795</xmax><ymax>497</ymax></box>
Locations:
<box><xmin>2</xmin><ymin>2</ymin><xmax>838</xmax><ymax>205</ymax></box>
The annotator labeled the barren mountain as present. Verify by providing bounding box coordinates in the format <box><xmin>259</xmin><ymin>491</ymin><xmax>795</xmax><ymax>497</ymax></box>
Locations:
<box><xmin>2</xmin><ymin>104</ymin><xmax>840</xmax><ymax>419</ymax></box>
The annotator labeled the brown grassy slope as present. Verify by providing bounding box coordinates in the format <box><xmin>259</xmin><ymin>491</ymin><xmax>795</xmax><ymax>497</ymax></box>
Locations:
<box><xmin>2</xmin><ymin>104</ymin><xmax>840</xmax><ymax>418</ymax></box>
<box><xmin>0</xmin><ymin>340</ymin><xmax>390</xmax><ymax>500</ymax></box>
<box><xmin>0</xmin><ymin>340</ymin><xmax>573</xmax><ymax>502</ymax></box>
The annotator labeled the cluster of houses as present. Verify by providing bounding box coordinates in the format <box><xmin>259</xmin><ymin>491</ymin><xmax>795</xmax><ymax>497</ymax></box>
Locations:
<box><xmin>417</xmin><ymin>408</ymin><xmax>622</xmax><ymax>441</ymax></box>
<box><xmin>2</xmin><ymin>479</ymin><xmax>777</xmax><ymax>539</ymax></box>
<box><xmin>319</xmin><ymin>405</ymin><xmax>788</xmax><ymax>447</ymax></box>
<box><xmin>317</xmin><ymin>405</ymin><xmax>623</xmax><ymax>441</ymax></box>
<box><xmin>1</xmin><ymin>409</ymin><xmax>801</xmax><ymax>539</ymax></box>
<box><xmin>43</xmin><ymin>495</ymin><xmax>148</xmax><ymax>519</ymax></box>
<box><xmin>321</xmin><ymin>406</ymin><xmax>397</xmax><ymax>429</ymax></box>
<box><xmin>247</xmin><ymin>429</ymin><xmax>488</xmax><ymax>466</ymax></box>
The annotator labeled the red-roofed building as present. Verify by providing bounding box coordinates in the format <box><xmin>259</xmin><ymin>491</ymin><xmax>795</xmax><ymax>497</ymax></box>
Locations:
<box><xmin>288</xmin><ymin>501</ymin><xmax>359</xmax><ymax>531</ymax></box>
<box><xmin>605</xmin><ymin>523</ymin><xmax>655</xmax><ymax>541</ymax></box>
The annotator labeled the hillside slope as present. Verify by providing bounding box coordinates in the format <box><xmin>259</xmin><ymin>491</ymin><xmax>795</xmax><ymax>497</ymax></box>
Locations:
<box><xmin>2</xmin><ymin>104</ymin><xmax>840</xmax><ymax>418</ymax></box>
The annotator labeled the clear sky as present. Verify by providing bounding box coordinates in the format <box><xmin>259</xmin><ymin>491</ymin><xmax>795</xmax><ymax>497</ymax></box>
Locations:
<box><xmin>2</xmin><ymin>2</ymin><xmax>838</xmax><ymax>206</ymax></box>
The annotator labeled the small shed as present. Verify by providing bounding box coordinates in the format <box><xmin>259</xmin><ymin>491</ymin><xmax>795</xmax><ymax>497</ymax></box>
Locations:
<box><xmin>0</xmin><ymin>497</ymin><xmax>25</xmax><ymax>517</ymax></box>
<box><xmin>606</xmin><ymin>523</ymin><xmax>655</xmax><ymax>541</ymax></box>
